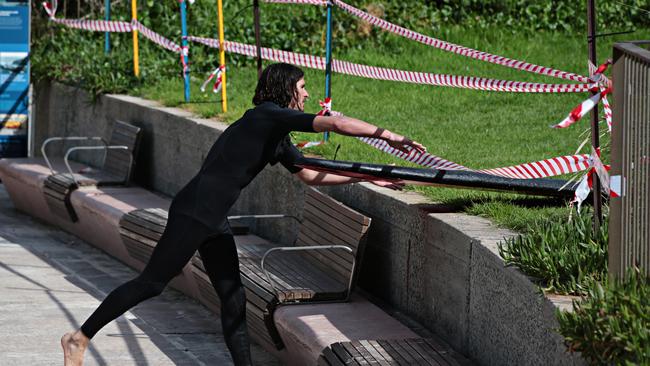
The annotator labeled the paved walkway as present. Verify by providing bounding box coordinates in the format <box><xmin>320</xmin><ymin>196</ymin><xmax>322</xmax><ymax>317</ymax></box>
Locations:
<box><xmin>0</xmin><ymin>183</ymin><xmax>280</xmax><ymax>365</ymax></box>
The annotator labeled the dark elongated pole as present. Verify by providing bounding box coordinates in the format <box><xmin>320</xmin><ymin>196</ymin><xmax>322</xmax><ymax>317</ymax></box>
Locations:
<box><xmin>323</xmin><ymin>1</ymin><xmax>333</xmax><ymax>141</ymax></box>
<box><xmin>587</xmin><ymin>0</ymin><xmax>602</xmax><ymax>228</ymax></box>
<box><xmin>253</xmin><ymin>0</ymin><xmax>263</xmax><ymax>78</ymax></box>
<box><xmin>105</xmin><ymin>0</ymin><xmax>110</xmax><ymax>54</ymax></box>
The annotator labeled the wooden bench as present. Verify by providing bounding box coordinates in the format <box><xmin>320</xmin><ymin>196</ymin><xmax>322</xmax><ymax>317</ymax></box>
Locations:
<box><xmin>319</xmin><ymin>338</ymin><xmax>473</xmax><ymax>366</ymax></box>
<box><xmin>207</xmin><ymin>187</ymin><xmax>372</xmax><ymax>350</ymax></box>
<box><xmin>42</xmin><ymin>121</ymin><xmax>141</xmax><ymax>222</ymax></box>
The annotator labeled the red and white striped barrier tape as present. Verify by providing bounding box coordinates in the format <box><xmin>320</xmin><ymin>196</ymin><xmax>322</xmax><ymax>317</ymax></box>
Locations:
<box><xmin>358</xmin><ymin>136</ymin><xmax>590</xmax><ymax>179</ymax></box>
<box><xmin>588</xmin><ymin>60</ymin><xmax>614</xmax><ymax>132</ymax></box>
<box><xmin>317</xmin><ymin>97</ymin><xmax>332</xmax><ymax>116</ymax></box>
<box><xmin>42</xmin><ymin>3</ymin><xmax>594</xmax><ymax>94</ymax></box>
<box><xmin>263</xmin><ymin>0</ymin><xmax>589</xmax><ymax>83</ymax></box>
<box><xmin>187</xmin><ymin>36</ymin><xmax>593</xmax><ymax>93</ymax></box>
<box><xmin>552</xmin><ymin>60</ymin><xmax>612</xmax><ymax>129</ymax></box>
<box><xmin>602</xmin><ymin>95</ymin><xmax>612</xmax><ymax>132</ymax></box>
<box><xmin>43</xmin><ymin>2</ymin><xmax>182</xmax><ymax>53</ymax></box>
<box><xmin>314</xmin><ymin>100</ymin><xmax>590</xmax><ymax>179</ymax></box>
<box><xmin>551</xmin><ymin>87</ymin><xmax>611</xmax><ymax>129</ymax></box>
<box><xmin>48</xmin><ymin>17</ymin><xmax>132</xmax><ymax>32</ymax></box>
<box><xmin>200</xmin><ymin>65</ymin><xmax>225</xmax><ymax>93</ymax></box>
<box><xmin>295</xmin><ymin>140</ymin><xmax>326</xmax><ymax>148</ymax></box>
<box><xmin>131</xmin><ymin>20</ymin><xmax>181</xmax><ymax>53</ymax></box>
<box><xmin>571</xmin><ymin>148</ymin><xmax>611</xmax><ymax>211</ymax></box>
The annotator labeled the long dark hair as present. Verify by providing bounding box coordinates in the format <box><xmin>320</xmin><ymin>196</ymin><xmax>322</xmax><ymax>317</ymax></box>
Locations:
<box><xmin>252</xmin><ymin>63</ymin><xmax>304</xmax><ymax>108</ymax></box>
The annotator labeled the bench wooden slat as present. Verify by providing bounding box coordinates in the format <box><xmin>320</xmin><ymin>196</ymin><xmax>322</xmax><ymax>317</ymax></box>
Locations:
<box><xmin>358</xmin><ymin>340</ymin><xmax>392</xmax><ymax>366</ymax></box>
<box><xmin>303</xmin><ymin>200</ymin><xmax>367</xmax><ymax>242</ymax></box>
<box><xmin>419</xmin><ymin>338</ymin><xmax>465</xmax><ymax>366</ymax></box>
<box><xmin>298</xmin><ymin>232</ymin><xmax>354</xmax><ymax>271</ymax></box>
<box><xmin>238</xmin><ymin>258</ymin><xmax>293</xmax><ymax>302</ymax></box>
<box><xmin>297</xmin><ymin>226</ymin><xmax>354</xmax><ymax>266</ymax></box>
<box><xmin>300</xmin><ymin>214</ymin><xmax>359</xmax><ymax>248</ymax></box>
<box><xmin>397</xmin><ymin>339</ymin><xmax>432</xmax><ymax>365</ymax></box>
<box><xmin>121</xmin><ymin>235</ymin><xmax>154</xmax><ymax>264</ymax></box>
<box><xmin>237</xmin><ymin>244</ymin><xmax>343</xmax><ymax>295</ymax></box>
<box><xmin>349</xmin><ymin>341</ymin><xmax>377</xmax><ymax>365</ymax></box>
<box><xmin>240</xmin><ymin>252</ymin><xmax>318</xmax><ymax>301</ymax></box>
<box><xmin>43</xmin><ymin>186</ymin><xmax>68</xmax><ymax>200</ymax></box>
<box><xmin>378</xmin><ymin>340</ymin><xmax>419</xmax><ymax>365</ymax></box>
<box><xmin>323</xmin><ymin>339</ymin><xmax>473</xmax><ymax>366</ymax></box>
<box><xmin>321</xmin><ymin>346</ymin><xmax>346</xmax><ymax>366</ymax></box>
<box><xmin>239</xmin><ymin>246</ymin><xmax>347</xmax><ymax>302</ymax></box>
<box><xmin>342</xmin><ymin>342</ymin><xmax>371</xmax><ymax>365</ymax></box>
<box><xmin>370</xmin><ymin>340</ymin><xmax>407</xmax><ymax>365</ymax></box>
<box><xmin>264</xmin><ymin>251</ymin><xmax>345</xmax><ymax>294</ymax></box>
<box><xmin>120</xmin><ymin>220</ymin><xmax>163</xmax><ymax>241</ymax></box>
<box><xmin>306</xmin><ymin>188</ymin><xmax>370</xmax><ymax>226</ymax></box>
<box><xmin>119</xmin><ymin>228</ymin><xmax>157</xmax><ymax>248</ymax></box>
<box><xmin>130</xmin><ymin>208</ymin><xmax>169</xmax><ymax>226</ymax></box>
<box><xmin>122</xmin><ymin>212</ymin><xmax>167</xmax><ymax>233</ymax></box>
<box><xmin>297</xmin><ymin>232</ymin><xmax>352</xmax><ymax>281</ymax></box>
<box><xmin>331</xmin><ymin>342</ymin><xmax>356</xmax><ymax>364</ymax></box>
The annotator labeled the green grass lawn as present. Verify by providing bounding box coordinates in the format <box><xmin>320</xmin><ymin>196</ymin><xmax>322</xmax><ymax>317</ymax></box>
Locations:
<box><xmin>131</xmin><ymin>26</ymin><xmax>649</xmax><ymax>231</ymax></box>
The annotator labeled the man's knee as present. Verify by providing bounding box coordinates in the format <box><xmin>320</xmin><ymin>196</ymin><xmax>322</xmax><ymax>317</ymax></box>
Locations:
<box><xmin>133</xmin><ymin>276</ymin><xmax>167</xmax><ymax>297</ymax></box>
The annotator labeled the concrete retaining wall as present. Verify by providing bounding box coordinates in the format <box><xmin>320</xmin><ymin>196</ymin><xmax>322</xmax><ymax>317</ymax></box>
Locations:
<box><xmin>31</xmin><ymin>81</ymin><xmax>583</xmax><ymax>366</ymax></box>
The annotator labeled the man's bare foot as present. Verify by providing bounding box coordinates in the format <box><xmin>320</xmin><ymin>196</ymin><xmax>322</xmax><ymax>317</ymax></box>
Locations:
<box><xmin>61</xmin><ymin>330</ymin><xmax>89</xmax><ymax>366</ymax></box>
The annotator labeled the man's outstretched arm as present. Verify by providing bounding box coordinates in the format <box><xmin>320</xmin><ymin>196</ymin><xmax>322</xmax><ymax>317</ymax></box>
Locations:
<box><xmin>312</xmin><ymin>114</ymin><xmax>426</xmax><ymax>154</ymax></box>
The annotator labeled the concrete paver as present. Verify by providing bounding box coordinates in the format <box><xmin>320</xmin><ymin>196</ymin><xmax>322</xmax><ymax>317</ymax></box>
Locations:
<box><xmin>0</xmin><ymin>183</ymin><xmax>281</xmax><ymax>366</ymax></box>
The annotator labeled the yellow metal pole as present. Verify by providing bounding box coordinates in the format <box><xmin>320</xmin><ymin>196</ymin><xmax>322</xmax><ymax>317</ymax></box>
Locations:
<box><xmin>217</xmin><ymin>0</ymin><xmax>227</xmax><ymax>112</ymax></box>
<box><xmin>131</xmin><ymin>0</ymin><xmax>140</xmax><ymax>77</ymax></box>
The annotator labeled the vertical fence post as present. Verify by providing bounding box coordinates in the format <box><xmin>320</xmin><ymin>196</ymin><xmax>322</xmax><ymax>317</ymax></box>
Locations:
<box><xmin>131</xmin><ymin>0</ymin><xmax>140</xmax><ymax>77</ymax></box>
<box><xmin>104</xmin><ymin>0</ymin><xmax>110</xmax><ymax>54</ymax></box>
<box><xmin>323</xmin><ymin>0</ymin><xmax>333</xmax><ymax>141</ymax></box>
<box><xmin>587</xmin><ymin>0</ymin><xmax>602</xmax><ymax>229</ymax></box>
<box><xmin>253</xmin><ymin>0</ymin><xmax>263</xmax><ymax>79</ymax></box>
<box><xmin>217</xmin><ymin>0</ymin><xmax>228</xmax><ymax>112</ymax></box>
<box><xmin>180</xmin><ymin>0</ymin><xmax>191</xmax><ymax>102</ymax></box>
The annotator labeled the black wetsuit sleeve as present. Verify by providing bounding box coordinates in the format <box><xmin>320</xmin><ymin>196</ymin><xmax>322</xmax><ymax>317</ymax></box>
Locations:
<box><xmin>274</xmin><ymin>136</ymin><xmax>305</xmax><ymax>173</ymax></box>
<box><xmin>270</xmin><ymin>107</ymin><xmax>317</xmax><ymax>133</ymax></box>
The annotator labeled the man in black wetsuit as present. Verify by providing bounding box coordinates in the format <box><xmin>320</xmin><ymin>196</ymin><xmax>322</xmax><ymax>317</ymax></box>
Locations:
<box><xmin>61</xmin><ymin>63</ymin><xmax>425</xmax><ymax>366</ymax></box>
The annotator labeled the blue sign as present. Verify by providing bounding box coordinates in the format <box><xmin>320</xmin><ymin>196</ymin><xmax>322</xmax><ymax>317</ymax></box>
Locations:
<box><xmin>0</xmin><ymin>0</ymin><xmax>29</xmax><ymax>157</ymax></box>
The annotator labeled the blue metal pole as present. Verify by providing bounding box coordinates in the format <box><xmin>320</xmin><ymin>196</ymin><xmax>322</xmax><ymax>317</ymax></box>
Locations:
<box><xmin>104</xmin><ymin>0</ymin><xmax>110</xmax><ymax>53</ymax></box>
<box><xmin>180</xmin><ymin>0</ymin><xmax>191</xmax><ymax>102</ymax></box>
<box><xmin>323</xmin><ymin>1</ymin><xmax>333</xmax><ymax>141</ymax></box>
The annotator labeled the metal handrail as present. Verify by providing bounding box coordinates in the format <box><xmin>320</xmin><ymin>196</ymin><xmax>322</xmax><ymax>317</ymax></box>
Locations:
<box><xmin>260</xmin><ymin>244</ymin><xmax>356</xmax><ymax>303</ymax></box>
<box><xmin>63</xmin><ymin>145</ymin><xmax>132</xmax><ymax>186</ymax></box>
<box><xmin>41</xmin><ymin>136</ymin><xmax>107</xmax><ymax>175</ymax></box>
<box><xmin>227</xmin><ymin>214</ymin><xmax>300</xmax><ymax>224</ymax></box>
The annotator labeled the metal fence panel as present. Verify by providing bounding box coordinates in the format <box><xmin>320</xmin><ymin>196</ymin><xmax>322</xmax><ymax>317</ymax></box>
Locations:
<box><xmin>610</xmin><ymin>41</ymin><xmax>650</xmax><ymax>278</ymax></box>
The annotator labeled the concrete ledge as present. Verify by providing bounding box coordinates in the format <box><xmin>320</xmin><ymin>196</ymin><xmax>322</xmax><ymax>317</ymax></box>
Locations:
<box><xmin>22</xmin><ymin>81</ymin><xmax>585</xmax><ymax>365</ymax></box>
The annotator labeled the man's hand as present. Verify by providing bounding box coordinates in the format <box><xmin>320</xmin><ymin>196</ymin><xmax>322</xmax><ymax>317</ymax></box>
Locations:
<box><xmin>386</xmin><ymin>134</ymin><xmax>427</xmax><ymax>155</ymax></box>
<box><xmin>369</xmin><ymin>179</ymin><xmax>405</xmax><ymax>190</ymax></box>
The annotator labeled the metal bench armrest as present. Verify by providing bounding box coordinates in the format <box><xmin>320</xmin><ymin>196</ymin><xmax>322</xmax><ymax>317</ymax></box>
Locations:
<box><xmin>260</xmin><ymin>245</ymin><xmax>356</xmax><ymax>303</ymax></box>
<box><xmin>41</xmin><ymin>136</ymin><xmax>107</xmax><ymax>175</ymax></box>
<box><xmin>63</xmin><ymin>145</ymin><xmax>132</xmax><ymax>186</ymax></box>
<box><xmin>227</xmin><ymin>214</ymin><xmax>300</xmax><ymax>224</ymax></box>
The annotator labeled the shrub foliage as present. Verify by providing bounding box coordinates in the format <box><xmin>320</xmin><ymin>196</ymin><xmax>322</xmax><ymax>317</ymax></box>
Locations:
<box><xmin>498</xmin><ymin>209</ymin><xmax>608</xmax><ymax>295</ymax></box>
<box><xmin>557</xmin><ymin>269</ymin><xmax>650</xmax><ymax>365</ymax></box>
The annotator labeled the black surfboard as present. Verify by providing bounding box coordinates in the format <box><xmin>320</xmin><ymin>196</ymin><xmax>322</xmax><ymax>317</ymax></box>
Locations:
<box><xmin>296</xmin><ymin>157</ymin><xmax>578</xmax><ymax>198</ymax></box>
